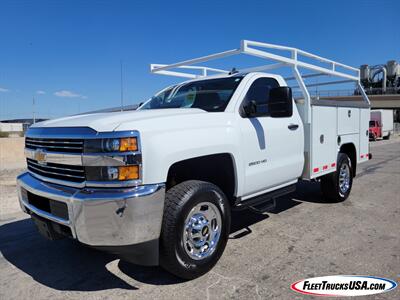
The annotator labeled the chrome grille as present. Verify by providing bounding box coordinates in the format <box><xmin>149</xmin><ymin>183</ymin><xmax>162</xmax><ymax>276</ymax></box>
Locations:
<box><xmin>24</xmin><ymin>128</ymin><xmax>141</xmax><ymax>188</ymax></box>
<box><xmin>27</xmin><ymin>158</ymin><xmax>85</xmax><ymax>183</ymax></box>
<box><xmin>25</xmin><ymin>137</ymin><xmax>84</xmax><ymax>153</ymax></box>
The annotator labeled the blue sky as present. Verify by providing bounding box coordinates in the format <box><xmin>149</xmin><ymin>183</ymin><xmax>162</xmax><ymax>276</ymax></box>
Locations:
<box><xmin>0</xmin><ymin>0</ymin><xmax>398</xmax><ymax>120</ymax></box>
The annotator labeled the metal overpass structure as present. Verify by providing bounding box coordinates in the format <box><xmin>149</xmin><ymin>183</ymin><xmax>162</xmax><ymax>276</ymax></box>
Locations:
<box><xmin>319</xmin><ymin>94</ymin><xmax>400</xmax><ymax>109</ymax></box>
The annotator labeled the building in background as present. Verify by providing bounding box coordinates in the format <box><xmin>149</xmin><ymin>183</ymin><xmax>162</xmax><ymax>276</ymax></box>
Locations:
<box><xmin>0</xmin><ymin>118</ymin><xmax>48</xmax><ymax>136</ymax></box>
<box><xmin>0</xmin><ymin>122</ymin><xmax>23</xmax><ymax>137</ymax></box>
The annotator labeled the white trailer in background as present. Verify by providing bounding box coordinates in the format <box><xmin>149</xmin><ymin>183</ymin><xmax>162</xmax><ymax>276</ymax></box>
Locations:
<box><xmin>371</xmin><ymin>109</ymin><xmax>394</xmax><ymax>139</ymax></box>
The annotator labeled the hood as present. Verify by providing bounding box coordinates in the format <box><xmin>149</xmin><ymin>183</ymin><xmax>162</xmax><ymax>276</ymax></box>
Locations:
<box><xmin>32</xmin><ymin>108</ymin><xmax>207</xmax><ymax>132</ymax></box>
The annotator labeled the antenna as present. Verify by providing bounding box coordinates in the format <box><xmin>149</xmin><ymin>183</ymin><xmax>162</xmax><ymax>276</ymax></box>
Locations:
<box><xmin>32</xmin><ymin>96</ymin><xmax>36</xmax><ymax>124</ymax></box>
<box><xmin>120</xmin><ymin>60</ymin><xmax>124</xmax><ymax>111</ymax></box>
<box><xmin>229</xmin><ymin>67</ymin><xmax>238</xmax><ymax>75</ymax></box>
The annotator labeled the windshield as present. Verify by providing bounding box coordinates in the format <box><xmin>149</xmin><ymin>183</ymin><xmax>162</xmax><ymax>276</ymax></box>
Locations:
<box><xmin>140</xmin><ymin>76</ymin><xmax>243</xmax><ymax>112</ymax></box>
<box><xmin>369</xmin><ymin>121</ymin><xmax>375</xmax><ymax>127</ymax></box>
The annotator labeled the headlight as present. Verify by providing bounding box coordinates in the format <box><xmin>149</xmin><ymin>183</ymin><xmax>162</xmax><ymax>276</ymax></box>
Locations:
<box><xmin>86</xmin><ymin>165</ymin><xmax>140</xmax><ymax>181</ymax></box>
<box><xmin>83</xmin><ymin>134</ymin><xmax>141</xmax><ymax>185</ymax></box>
<box><xmin>104</xmin><ymin>139</ymin><xmax>121</xmax><ymax>152</ymax></box>
<box><xmin>85</xmin><ymin>137</ymin><xmax>138</xmax><ymax>153</ymax></box>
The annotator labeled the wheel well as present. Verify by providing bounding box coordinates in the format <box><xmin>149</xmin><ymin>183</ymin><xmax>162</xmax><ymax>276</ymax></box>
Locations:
<box><xmin>339</xmin><ymin>143</ymin><xmax>357</xmax><ymax>177</ymax></box>
<box><xmin>166</xmin><ymin>153</ymin><xmax>236</xmax><ymax>205</ymax></box>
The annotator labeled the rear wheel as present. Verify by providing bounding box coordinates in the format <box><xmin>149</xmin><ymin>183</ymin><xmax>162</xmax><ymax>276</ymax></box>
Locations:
<box><xmin>321</xmin><ymin>153</ymin><xmax>353</xmax><ymax>202</ymax></box>
<box><xmin>160</xmin><ymin>180</ymin><xmax>231</xmax><ymax>279</ymax></box>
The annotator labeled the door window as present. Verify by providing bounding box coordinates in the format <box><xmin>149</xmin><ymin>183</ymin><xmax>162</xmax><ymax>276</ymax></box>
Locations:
<box><xmin>241</xmin><ymin>78</ymin><xmax>279</xmax><ymax>116</ymax></box>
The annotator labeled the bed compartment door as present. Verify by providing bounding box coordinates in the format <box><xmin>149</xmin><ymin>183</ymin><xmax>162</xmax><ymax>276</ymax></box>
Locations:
<box><xmin>311</xmin><ymin>106</ymin><xmax>337</xmax><ymax>178</ymax></box>
<box><xmin>338</xmin><ymin>107</ymin><xmax>360</xmax><ymax>135</ymax></box>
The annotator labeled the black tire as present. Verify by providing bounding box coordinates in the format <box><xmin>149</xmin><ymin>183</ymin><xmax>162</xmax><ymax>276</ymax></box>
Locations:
<box><xmin>321</xmin><ymin>153</ymin><xmax>353</xmax><ymax>202</ymax></box>
<box><xmin>159</xmin><ymin>180</ymin><xmax>231</xmax><ymax>279</ymax></box>
<box><xmin>383</xmin><ymin>132</ymin><xmax>391</xmax><ymax>140</ymax></box>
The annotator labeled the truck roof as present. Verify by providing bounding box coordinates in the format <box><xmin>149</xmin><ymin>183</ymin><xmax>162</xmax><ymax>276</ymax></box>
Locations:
<box><xmin>176</xmin><ymin>71</ymin><xmax>285</xmax><ymax>85</ymax></box>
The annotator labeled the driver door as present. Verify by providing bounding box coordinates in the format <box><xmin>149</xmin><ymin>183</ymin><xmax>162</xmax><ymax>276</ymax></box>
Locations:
<box><xmin>238</xmin><ymin>77</ymin><xmax>304</xmax><ymax>198</ymax></box>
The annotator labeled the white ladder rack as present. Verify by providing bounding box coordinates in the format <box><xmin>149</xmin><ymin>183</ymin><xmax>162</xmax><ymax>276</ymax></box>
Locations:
<box><xmin>150</xmin><ymin>40</ymin><xmax>370</xmax><ymax>123</ymax></box>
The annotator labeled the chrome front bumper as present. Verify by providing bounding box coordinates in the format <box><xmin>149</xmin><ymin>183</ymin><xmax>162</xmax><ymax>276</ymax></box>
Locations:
<box><xmin>17</xmin><ymin>172</ymin><xmax>165</xmax><ymax>247</ymax></box>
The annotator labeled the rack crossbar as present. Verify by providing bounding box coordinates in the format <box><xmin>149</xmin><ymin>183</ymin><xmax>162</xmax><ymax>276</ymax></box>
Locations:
<box><xmin>151</xmin><ymin>40</ymin><xmax>360</xmax><ymax>82</ymax></box>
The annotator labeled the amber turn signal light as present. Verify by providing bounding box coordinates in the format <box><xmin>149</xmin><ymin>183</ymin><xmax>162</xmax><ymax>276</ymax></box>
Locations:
<box><xmin>118</xmin><ymin>166</ymin><xmax>139</xmax><ymax>180</ymax></box>
<box><xmin>119</xmin><ymin>137</ymin><xmax>138</xmax><ymax>152</ymax></box>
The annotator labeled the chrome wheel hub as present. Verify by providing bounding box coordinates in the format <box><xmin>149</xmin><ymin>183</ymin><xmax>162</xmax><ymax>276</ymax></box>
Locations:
<box><xmin>183</xmin><ymin>202</ymin><xmax>222</xmax><ymax>260</ymax></box>
<box><xmin>339</xmin><ymin>163</ymin><xmax>350</xmax><ymax>194</ymax></box>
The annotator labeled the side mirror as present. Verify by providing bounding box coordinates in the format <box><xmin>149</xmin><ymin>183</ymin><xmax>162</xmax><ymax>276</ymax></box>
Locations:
<box><xmin>268</xmin><ymin>87</ymin><xmax>293</xmax><ymax>118</ymax></box>
<box><xmin>243</xmin><ymin>100</ymin><xmax>258</xmax><ymax>117</ymax></box>
<box><xmin>149</xmin><ymin>96</ymin><xmax>163</xmax><ymax>109</ymax></box>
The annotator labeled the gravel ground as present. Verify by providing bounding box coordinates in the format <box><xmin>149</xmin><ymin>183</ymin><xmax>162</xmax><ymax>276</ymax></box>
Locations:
<box><xmin>0</xmin><ymin>137</ymin><xmax>399</xmax><ymax>299</ymax></box>
<box><xmin>0</xmin><ymin>168</ymin><xmax>25</xmax><ymax>219</ymax></box>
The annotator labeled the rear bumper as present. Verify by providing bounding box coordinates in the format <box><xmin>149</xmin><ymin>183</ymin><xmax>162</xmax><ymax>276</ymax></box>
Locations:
<box><xmin>17</xmin><ymin>172</ymin><xmax>165</xmax><ymax>264</ymax></box>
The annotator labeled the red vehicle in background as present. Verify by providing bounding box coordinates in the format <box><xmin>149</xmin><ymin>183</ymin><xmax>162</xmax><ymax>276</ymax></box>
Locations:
<box><xmin>369</xmin><ymin>110</ymin><xmax>394</xmax><ymax>141</ymax></box>
<box><xmin>369</xmin><ymin>120</ymin><xmax>382</xmax><ymax>141</ymax></box>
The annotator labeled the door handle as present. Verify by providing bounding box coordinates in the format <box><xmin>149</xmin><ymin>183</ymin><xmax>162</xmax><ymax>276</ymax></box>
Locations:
<box><xmin>288</xmin><ymin>124</ymin><xmax>299</xmax><ymax>130</ymax></box>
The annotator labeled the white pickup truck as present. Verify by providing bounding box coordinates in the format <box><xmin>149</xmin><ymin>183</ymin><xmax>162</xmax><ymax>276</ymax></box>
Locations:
<box><xmin>17</xmin><ymin>41</ymin><xmax>371</xmax><ymax>279</ymax></box>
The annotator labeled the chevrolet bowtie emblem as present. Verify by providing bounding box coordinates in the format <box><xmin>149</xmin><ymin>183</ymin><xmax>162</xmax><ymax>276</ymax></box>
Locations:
<box><xmin>34</xmin><ymin>149</ymin><xmax>47</xmax><ymax>165</ymax></box>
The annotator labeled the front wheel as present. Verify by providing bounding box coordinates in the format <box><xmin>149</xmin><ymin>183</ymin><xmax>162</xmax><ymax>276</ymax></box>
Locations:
<box><xmin>321</xmin><ymin>153</ymin><xmax>353</xmax><ymax>202</ymax></box>
<box><xmin>159</xmin><ymin>180</ymin><xmax>231</xmax><ymax>279</ymax></box>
